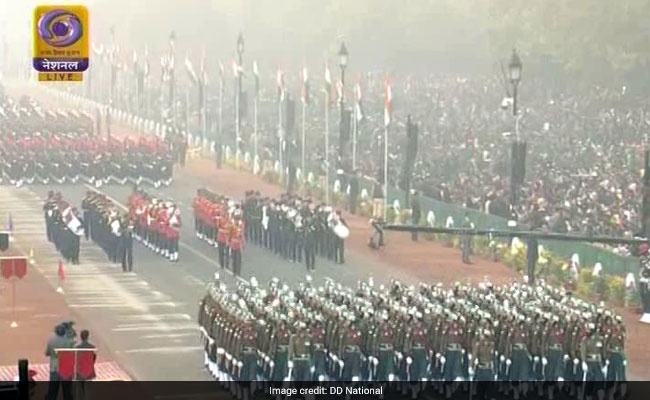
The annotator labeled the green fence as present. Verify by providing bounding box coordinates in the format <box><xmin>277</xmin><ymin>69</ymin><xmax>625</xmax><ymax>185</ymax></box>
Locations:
<box><xmin>379</xmin><ymin>185</ymin><xmax>637</xmax><ymax>277</ymax></box>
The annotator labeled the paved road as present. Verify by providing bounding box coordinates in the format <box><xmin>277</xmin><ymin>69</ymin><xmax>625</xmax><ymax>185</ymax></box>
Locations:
<box><xmin>3</xmin><ymin>177</ymin><xmax>422</xmax><ymax>381</ymax></box>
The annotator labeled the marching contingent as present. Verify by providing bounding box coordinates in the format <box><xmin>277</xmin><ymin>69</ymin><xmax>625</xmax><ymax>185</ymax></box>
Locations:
<box><xmin>0</xmin><ymin>95</ymin><xmax>174</xmax><ymax>189</ymax></box>
<box><xmin>128</xmin><ymin>190</ymin><xmax>183</xmax><ymax>262</ymax></box>
<box><xmin>199</xmin><ymin>275</ymin><xmax>628</xmax><ymax>400</ymax></box>
<box><xmin>192</xmin><ymin>188</ymin><xmax>350</xmax><ymax>276</ymax></box>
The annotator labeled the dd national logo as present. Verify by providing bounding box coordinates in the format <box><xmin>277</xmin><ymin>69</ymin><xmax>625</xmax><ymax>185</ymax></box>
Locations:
<box><xmin>33</xmin><ymin>5</ymin><xmax>89</xmax><ymax>82</ymax></box>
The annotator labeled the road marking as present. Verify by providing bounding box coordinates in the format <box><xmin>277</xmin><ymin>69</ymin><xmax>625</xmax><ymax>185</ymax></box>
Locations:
<box><xmin>119</xmin><ymin>346</ymin><xmax>202</xmax><ymax>354</ymax></box>
<box><xmin>141</xmin><ymin>333</ymin><xmax>198</xmax><ymax>339</ymax></box>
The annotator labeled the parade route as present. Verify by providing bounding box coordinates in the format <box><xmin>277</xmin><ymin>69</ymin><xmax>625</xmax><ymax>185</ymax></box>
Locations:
<box><xmin>2</xmin><ymin>83</ymin><xmax>647</xmax><ymax>382</ymax></box>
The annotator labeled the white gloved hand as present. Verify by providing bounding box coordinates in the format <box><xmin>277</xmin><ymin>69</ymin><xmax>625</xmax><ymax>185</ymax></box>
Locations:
<box><xmin>468</xmin><ymin>367</ymin><xmax>474</xmax><ymax>376</ymax></box>
<box><xmin>563</xmin><ymin>354</ymin><xmax>570</xmax><ymax>362</ymax></box>
<box><xmin>605</xmin><ymin>360</ymin><xmax>610</xmax><ymax>366</ymax></box>
<box><xmin>623</xmin><ymin>360</ymin><xmax>628</xmax><ymax>367</ymax></box>
<box><xmin>338</xmin><ymin>360</ymin><xmax>344</xmax><ymax>369</ymax></box>
<box><xmin>534</xmin><ymin>356</ymin><xmax>540</xmax><ymax>363</ymax></box>
<box><xmin>373</xmin><ymin>357</ymin><xmax>379</xmax><ymax>366</ymax></box>
<box><xmin>506</xmin><ymin>359</ymin><xmax>512</xmax><ymax>366</ymax></box>
<box><xmin>542</xmin><ymin>357</ymin><xmax>548</xmax><ymax>366</ymax></box>
<box><xmin>573</xmin><ymin>358</ymin><xmax>580</xmax><ymax>365</ymax></box>
<box><xmin>468</xmin><ymin>354</ymin><xmax>473</xmax><ymax>361</ymax></box>
<box><xmin>406</xmin><ymin>357</ymin><xmax>413</xmax><ymax>365</ymax></box>
<box><xmin>288</xmin><ymin>361</ymin><xmax>294</xmax><ymax>369</ymax></box>
<box><xmin>440</xmin><ymin>356</ymin><xmax>446</xmax><ymax>364</ymax></box>
<box><xmin>582</xmin><ymin>362</ymin><xmax>588</xmax><ymax>373</ymax></box>
<box><xmin>500</xmin><ymin>355</ymin><xmax>505</xmax><ymax>363</ymax></box>
<box><xmin>435</xmin><ymin>353</ymin><xmax>441</xmax><ymax>359</ymax></box>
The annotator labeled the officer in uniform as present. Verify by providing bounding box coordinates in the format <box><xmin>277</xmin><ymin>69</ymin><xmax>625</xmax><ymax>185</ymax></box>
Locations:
<box><xmin>230</xmin><ymin>214</ymin><xmax>244</xmax><ymax>276</ymax></box>
<box><xmin>120</xmin><ymin>216</ymin><xmax>134</xmax><ymax>272</ymax></box>
<box><xmin>581</xmin><ymin>322</ymin><xmax>606</xmax><ymax>400</ymax></box>
<box><xmin>460</xmin><ymin>213</ymin><xmax>473</xmax><ymax>264</ymax></box>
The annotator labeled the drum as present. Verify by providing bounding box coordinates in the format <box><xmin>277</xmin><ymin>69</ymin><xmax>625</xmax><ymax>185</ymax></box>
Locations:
<box><xmin>334</xmin><ymin>222</ymin><xmax>350</xmax><ymax>239</ymax></box>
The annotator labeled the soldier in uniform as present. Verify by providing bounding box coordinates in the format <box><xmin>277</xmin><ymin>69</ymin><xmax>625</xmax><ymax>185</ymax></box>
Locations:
<box><xmin>288</xmin><ymin>321</ymin><xmax>312</xmax><ymax>381</ymax></box>
<box><xmin>605</xmin><ymin>315</ymin><xmax>627</xmax><ymax>399</ymax></box>
<box><xmin>217</xmin><ymin>211</ymin><xmax>230</xmax><ymax>269</ymax></box>
<box><xmin>460</xmin><ymin>213</ymin><xmax>473</xmax><ymax>264</ymax></box>
<box><xmin>581</xmin><ymin>321</ymin><xmax>606</xmax><ymax>400</ymax></box>
<box><xmin>472</xmin><ymin>327</ymin><xmax>496</xmax><ymax>399</ymax></box>
<box><xmin>268</xmin><ymin>316</ymin><xmax>291</xmax><ymax>381</ymax></box>
<box><xmin>230</xmin><ymin>214</ymin><xmax>244</xmax><ymax>276</ymax></box>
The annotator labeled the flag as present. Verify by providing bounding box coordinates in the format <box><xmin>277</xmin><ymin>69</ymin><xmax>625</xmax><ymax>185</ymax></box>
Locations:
<box><xmin>253</xmin><ymin>61</ymin><xmax>260</xmax><ymax>98</ymax></box>
<box><xmin>185</xmin><ymin>54</ymin><xmax>198</xmax><ymax>85</ymax></box>
<box><xmin>384</xmin><ymin>80</ymin><xmax>392</xmax><ymax>127</ymax></box>
<box><xmin>232</xmin><ymin>60</ymin><xmax>239</xmax><ymax>78</ymax></box>
<box><xmin>91</xmin><ymin>42</ymin><xmax>104</xmax><ymax>57</ymax></box>
<box><xmin>301</xmin><ymin>67</ymin><xmax>309</xmax><ymax>105</ymax></box>
<box><xmin>132</xmin><ymin>49</ymin><xmax>138</xmax><ymax>71</ymax></box>
<box><xmin>355</xmin><ymin>83</ymin><xmax>364</xmax><ymax>122</ymax></box>
<box><xmin>58</xmin><ymin>260</ymin><xmax>65</xmax><ymax>282</ymax></box>
<box><xmin>219</xmin><ymin>61</ymin><xmax>225</xmax><ymax>94</ymax></box>
<box><xmin>276</xmin><ymin>69</ymin><xmax>285</xmax><ymax>101</ymax></box>
<box><xmin>324</xmin><ymin>64</ymin><xmax>332</xmax><ymax>103</ymax></box>
<box><xmin>336</xmin><ymin>81</ymin><xmax>343</xmax><ymax>104</ymax></box>
<box><xmin>143</xmin><ymin>46</ymin><xmax>150</xmax><ymax>76</ymax></box>
<box><xmin>199</xmin><ymin>47</ymin><xmax>207</xmax><ymax>84</ymax></box>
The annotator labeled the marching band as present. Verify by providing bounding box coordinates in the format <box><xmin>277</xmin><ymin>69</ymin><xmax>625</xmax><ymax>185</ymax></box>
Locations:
<box><xmin>128</xmin><ymin>190</ymin><xmax>182</xmax><ymax>262</ymax></box>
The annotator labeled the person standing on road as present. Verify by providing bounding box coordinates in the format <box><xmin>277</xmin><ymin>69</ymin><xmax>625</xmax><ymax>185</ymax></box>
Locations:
<box><xmin>75</xmin><ymin>330</ymin><xmax>96</xmax><ymax>400</ymax></box>
<box><xmin>121</xmin><ymin>218</ymin><xmax>134</xmax><ymax>272</ymax></box>
<box><xmin>45</xmin><ymin>324</ymin><xmax>75</xmax><ymax>400</ymax></box>
<box><xmin>410</xmin><ymin>190</ymin><xmax>422</xmax><ymax>242</ymax></box>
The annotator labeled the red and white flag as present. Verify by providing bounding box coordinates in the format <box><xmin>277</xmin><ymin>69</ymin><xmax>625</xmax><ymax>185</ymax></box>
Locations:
<box><xmin>384</xmin><ymin>80</ymin><xmax>392</xmax><ymax>127</ymax></box>
<box><xmin>355</xmin><ymin>83</ymin><xmax>364</xmax><ymax>122</ymax></box>
<box><xmin>301</xmin><ymin>67</ymin><xmax>309</xmax><ymax>105</ymax></box>
<box><xmin>324</xmin><ymin>64</ymin><xmax>332</xmax><ymax>103</ymax></box>
<box><xmin>276</xmin><ymin>69</ymin><xmax>285</xmax><ymax>101</ymax></box>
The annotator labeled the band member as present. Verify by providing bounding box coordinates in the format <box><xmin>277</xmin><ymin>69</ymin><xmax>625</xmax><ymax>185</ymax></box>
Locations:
<box><xmin>230</xmin><ymin>214</ymin><xmax>244</xmax><ymax>276</ymax></box>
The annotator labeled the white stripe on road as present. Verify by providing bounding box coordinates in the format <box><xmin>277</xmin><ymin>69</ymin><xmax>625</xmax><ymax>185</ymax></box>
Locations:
<box><xmin>119</xmin><ymin>346</ymin><xmax>202</xmax><ymax>354</ymax></box>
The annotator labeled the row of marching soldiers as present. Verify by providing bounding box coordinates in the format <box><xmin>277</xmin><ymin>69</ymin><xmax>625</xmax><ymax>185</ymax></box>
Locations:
<box><xmin>198</xmin><ymin>275</ymin><xmax>628</xmax><ymax>400</ymax></box>
<box><xmin>44</xmin><ymin>191</ymin><xmax>84</xmax><ymax>264</ymax></box>
<box><xmin>128</xmin><ymin>190</ymin><xmax>182</xmax><ymax>262</ymax></box>
<box><xmin>192</xmin><ymin>189</ymin><xmax>245</xmax><ymax>275</ymax></box>
<box><xmin>241</xmin><ymin>191</ymin><xmax>350</xmax><ymax>268</ymax></box>
<box><xmin>81</xmin><ymin>191</ymin><xmax>134</xmax><ymax>272</ymax></box>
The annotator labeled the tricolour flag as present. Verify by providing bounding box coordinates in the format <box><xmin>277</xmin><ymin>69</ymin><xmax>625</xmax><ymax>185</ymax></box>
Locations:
<box><xmin>355</xmin><ymin>83</ymin><xmax>364</xmax><ymax>122</ymax></box>
<box><xmin>199</xmin><ymin>47</ymin><xmax>207</xmax><ymax>83</ymax></box>
<box><xmin>253</xmin><ymin>61</ymin><xmax>260</xmax><ymax>98</ymax></box>
<box><xmin>301</xmin><ymin>67</ymin><xmax>309</xmax><ymax>105</ymax></box>
<box><xmin>276</xmin><ymin>69</ymin><xmax>285</xmax><ymax>101</ymax></box>
<box><xmin>336</xmin><ymin>81</ymin><xmax>343</xmax><ymax>104</ymax></box>
<box><xmin>324</xmin><ymin>64</ymin><xmax>332</xmax><ymax>103</ymax></box>
<box><xmin>143</xmin><ymin>46</ymin><xmax>150</xmax><ymax>76</ymax></box>
<box><xmin>384</xmin><ymin>80</ymin><xmax>392</xmax><ymax>127</ymax></box>
<box><xmin>219</xmin><ymin>61</ymin><xmax>225</xmax><ymax>94</ymax></box>
<box><xmin>185</xmin><ymin>54</ymin><xmax>198</xmax><ymax>85</ymax></box>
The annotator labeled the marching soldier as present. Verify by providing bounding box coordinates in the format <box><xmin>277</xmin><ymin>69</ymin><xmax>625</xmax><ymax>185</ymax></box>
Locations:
<box><xmin>605</xmin><ymin>315</ymin><xmax>627</xmax><ymax>399</ymax></box>
<box><xmin>472</xmin><ymin>327</ymin><xmax>496</xmax><ymax>400</ymax></box>
<box><xmin>288</xmin><ymin>321</ymin><xmax>312</xmax><ymax>381</ymax></box>
<box><xmin>581</xmin><ymin>322</ymin><xmax>606</xmax><ymax>400</ymax></box>
<box><xmin>230</xmin><ymin>214</ymin><xmax>244</xmax><ymax>276</ymax></box>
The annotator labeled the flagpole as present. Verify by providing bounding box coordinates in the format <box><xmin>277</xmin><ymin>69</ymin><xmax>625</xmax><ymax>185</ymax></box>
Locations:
<box><xmin>278</xmin><ymin>89</ymin><xmax>283</xmax><ymax>176</ymax></box>
<box><xmin>254</xmin><ymin>91</ymin><xmax>258</xmax><ymax>169</ymax></box>
<box><xmin>324</xmin><ymin>89</ymin><xmax>330</xmax><ymax>204</ymax></box>
<box><xmin>301</xmin><ymin>100</ymin><xmax>306</xmax><ymax>179</ymax></box>
<box><xmin>235</xmin><ymin>74</ymin><xmax>240</xmax><ymax>166</ymax></box>
<box><xmin>352</xmin><ymin>98</ymin><xmax>357</xmax><ymax>171</ymax></box>
<box><xmin>384</xmin><ymin>123</ymin><xmax>388</xmax><ymax>222</ymax></box>
<box><xmin>219</xmin><ymin>67</ymin><xmax>223</xmax><ymax>163</ymax></box>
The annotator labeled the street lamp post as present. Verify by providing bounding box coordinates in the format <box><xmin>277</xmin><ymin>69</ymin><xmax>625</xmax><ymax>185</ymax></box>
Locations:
<box><xmin>509</xmin><ymin>49</ymin><xmax>522</xmax><ymax>138</ymax></box>
<box><xmin>508</xmin><ymin>48</ymin><xmax>524</xmax><ymax>221</ymax></box>
<box><xmin>236</xmin><ymin>33</ymin><xmax>244</xmax><ymax>166</ymax></box>
<box><xmin>338</xmin><ymin>42</ymin><xmax>348</xmax><ymax>167</ymax></box>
